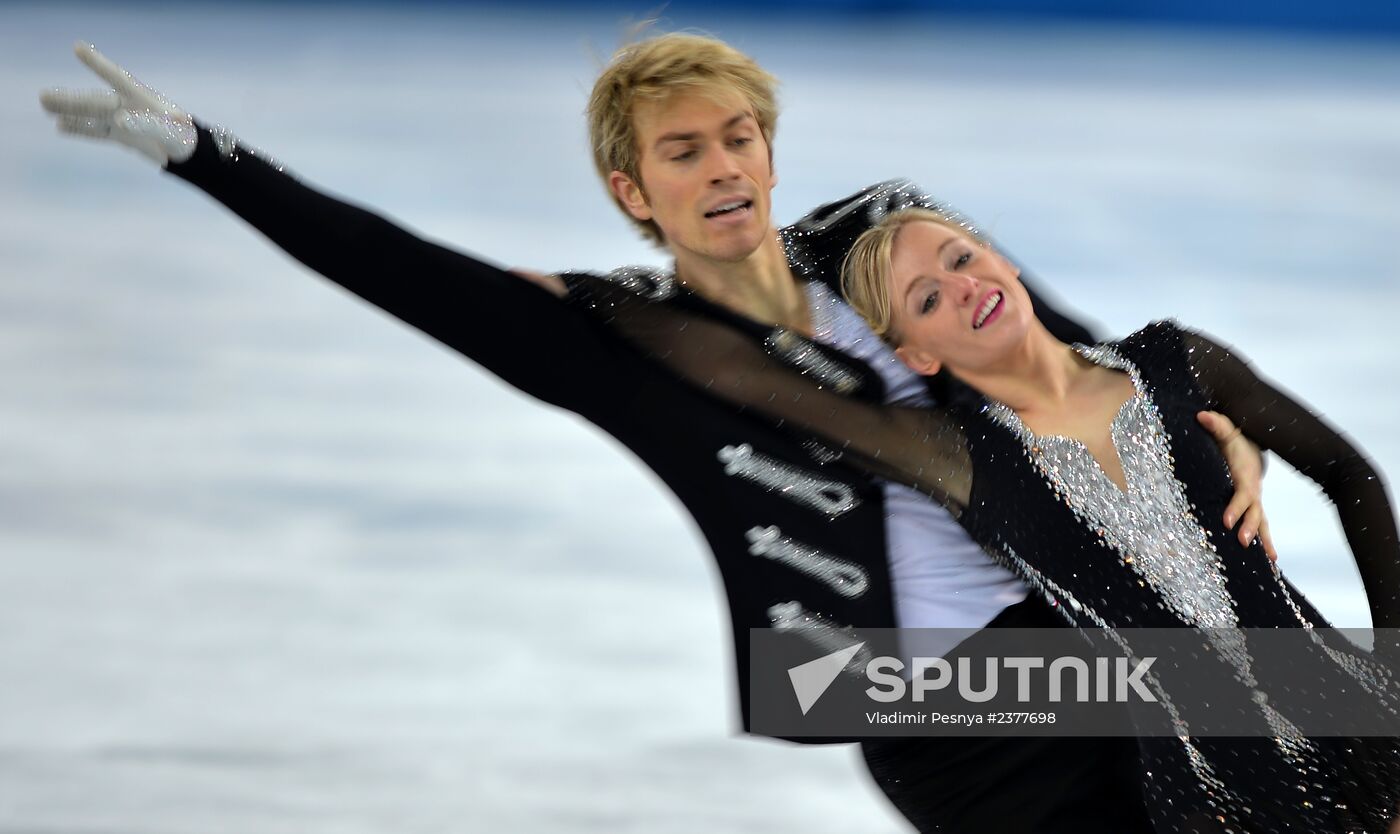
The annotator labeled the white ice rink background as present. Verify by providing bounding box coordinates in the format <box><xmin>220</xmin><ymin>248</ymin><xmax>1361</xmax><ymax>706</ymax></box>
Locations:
<box><xmin>3</xmin><ymin>3</ymin><xmax>1400</xmax><ymax>832</ymax></box>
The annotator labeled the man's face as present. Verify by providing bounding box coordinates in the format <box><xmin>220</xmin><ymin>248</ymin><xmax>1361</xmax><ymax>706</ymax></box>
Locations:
<box><xmin>611</xmin><ymin>89</ymin><xmax>776</xmax><ymax>266</ymax></box>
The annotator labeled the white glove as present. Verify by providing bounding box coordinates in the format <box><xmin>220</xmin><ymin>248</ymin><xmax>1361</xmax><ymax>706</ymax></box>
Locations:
<box><xmin>40</xmin><ymin>42</ymin><xmax>197</xmax><ymax>166</ymax></box>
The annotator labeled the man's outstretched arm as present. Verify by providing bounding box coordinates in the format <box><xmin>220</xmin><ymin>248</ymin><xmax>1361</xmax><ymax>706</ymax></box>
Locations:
<box><xmin>41</xmin><ymin>43</ymin><xmax>622</xmax><ymax>414</ymax></box>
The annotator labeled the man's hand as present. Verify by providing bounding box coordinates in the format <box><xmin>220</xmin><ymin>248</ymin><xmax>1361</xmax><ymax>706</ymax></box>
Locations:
<box><xmin>40</xmin><ymin>42</ymin><xmax>196</xmax><ymax>166</ymax></box>
<box><xmin>1197</xmin><ymin>410</ymin><xmax>1277</xmax><ymax>561</ymax></box>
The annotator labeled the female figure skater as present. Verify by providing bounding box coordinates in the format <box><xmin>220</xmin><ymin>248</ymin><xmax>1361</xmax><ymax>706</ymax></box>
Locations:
<box><xmin>557</xmin><ymin>208</ymin><xmax>1400</xmax><ymax>832</ymax></box>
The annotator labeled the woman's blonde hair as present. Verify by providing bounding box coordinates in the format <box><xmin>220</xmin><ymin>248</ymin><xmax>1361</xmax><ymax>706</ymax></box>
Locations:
<box><xmin>841</xmin><ymin>207</ymin><xmax>988</xmax><ymax>344</ymax></box>
<box><xmin>587</xmin><ymin>33</ymin><xmax>779</xmax><ymax>244</ymax></box>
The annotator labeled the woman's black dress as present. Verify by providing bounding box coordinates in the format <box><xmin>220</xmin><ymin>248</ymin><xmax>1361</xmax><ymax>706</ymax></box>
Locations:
<box><xmin>565</xmin><ymin>275</ymin><xmax>1400</xmax><ymax>833</ymax></box>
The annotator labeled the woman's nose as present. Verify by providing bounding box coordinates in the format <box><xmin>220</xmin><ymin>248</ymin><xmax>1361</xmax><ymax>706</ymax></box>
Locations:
<box><xmin>951</xmin><ymin>273</ymin><xmax>980</xmax><ymax>305</ymax></box>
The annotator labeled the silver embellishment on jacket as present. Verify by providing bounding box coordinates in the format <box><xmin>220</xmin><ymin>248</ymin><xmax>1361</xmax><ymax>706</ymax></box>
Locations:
<box><xmin>766</xmin><ymin>601</ymin><xmax>872</xmax><ymax>677</ymax></box>
<box><xmin>747</xmin><ymin>525</ymin><xmax>869</xmax><ymax>599</ymax></box>
<box><xmin>802</xmin><ymin>438</ymin><xmax>844</xmax><ymax>465</ymax></box>
<box><xmin>764</xmin><ymin>329</ymin><xmax>859</xmax><ymax>393</ymax></box>
<box><xmin>206</xmin><ymin>124</ymin><xmax>283</xmax><ymax>170</ymax></box>
<box><xmin>718</xmin><ymin>444</ymin><xmax>860</xmax><ymax>518</ymax></box>
<box><xmin>595</xmin><ymin>265</ymin><xmax>677</xmax><ymax>301</ymax></box>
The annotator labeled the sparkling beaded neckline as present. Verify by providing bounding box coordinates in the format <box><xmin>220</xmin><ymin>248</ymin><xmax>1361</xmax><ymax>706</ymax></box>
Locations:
<box><xmin>983</xmin><ymin>343</ymin><xmax>1142</xmax><ymax>495</ymax></box>
<box><xmin>984</xmin><ymin>341</ymin><xmax>1241</xmax><ymax>624</ymax></box>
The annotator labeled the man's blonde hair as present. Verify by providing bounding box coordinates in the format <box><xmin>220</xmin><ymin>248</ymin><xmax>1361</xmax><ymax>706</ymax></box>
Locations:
<box><xmin>842</xmin><ymin>208</ymin><xmax>989</xmax><ymax>344</ymax></box>
<box><xmin>587</xmin><ymin>33</ymin><xmax>779</xmax><ymax>244</ymax></box>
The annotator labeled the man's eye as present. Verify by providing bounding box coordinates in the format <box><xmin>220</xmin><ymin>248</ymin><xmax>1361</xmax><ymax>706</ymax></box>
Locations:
<box><xmin>671</xmin><ymin>149</ymin><xmax>697</xmax><ymax>162</ymax></box>
<box><xmin>730</xmin><ymin>136</ymin><xmax>752</xmax><ymax>147</ymax></box>
<box><xmin>921</xmin><ymin>291</ymin><xmax>939</xmax><ymax>314</ymax></box>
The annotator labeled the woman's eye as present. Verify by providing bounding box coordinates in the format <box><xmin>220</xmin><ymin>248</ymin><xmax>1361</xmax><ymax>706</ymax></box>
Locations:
<box><xmin>952</xmin><ymin>252</ymin><xmax>971</xmax><ymax>269</ymax></box>
<box><xmin>671</xmin><ymin>149</ymin><xmax>697</xmax><ymax>162</ymax></box>
<box><xmin>921</xmin><ymin>291</ymin><xmax>939</xmax><ymax>314</ymax></box>
<box><xmin>730</xmin><ymin>136</ymin><xmax>752</xmax><ymax>147</ymax></box>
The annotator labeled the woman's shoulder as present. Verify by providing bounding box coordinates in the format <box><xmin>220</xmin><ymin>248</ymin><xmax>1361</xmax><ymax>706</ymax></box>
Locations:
<box><xmin>1117</xmin><ymin>318</ymin><xmax>1188</xmax><ymax>347</ymax></box>
<box><xmin>1101</xmin><ymin>318</ymin><xmax>1196</xmax><ymax>360</ymax></box>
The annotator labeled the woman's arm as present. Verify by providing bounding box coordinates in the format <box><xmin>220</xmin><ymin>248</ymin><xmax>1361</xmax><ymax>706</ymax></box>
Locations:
<box><xmin>564</xmin><ymin>273</ymin><xmax>977</xmax><ymax>514</ymax></box>
<box><xmin>1182</xmin><ymin>327</ymin><xmax>1400</xmax><ymax>629</ymax></box>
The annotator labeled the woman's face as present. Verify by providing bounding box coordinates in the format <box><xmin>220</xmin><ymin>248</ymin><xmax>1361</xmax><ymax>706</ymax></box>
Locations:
<box><xmin>886</xmin><ymin>221</ymin><xmax>1035</xmax><ymax>377</ymax></box>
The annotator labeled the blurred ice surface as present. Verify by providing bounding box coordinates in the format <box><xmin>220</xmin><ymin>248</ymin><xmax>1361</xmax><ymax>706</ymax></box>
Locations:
<box><xmin>2</xmin><ymin>3</ymin><xmax>1398</xmax><ymax>831</ymax></box>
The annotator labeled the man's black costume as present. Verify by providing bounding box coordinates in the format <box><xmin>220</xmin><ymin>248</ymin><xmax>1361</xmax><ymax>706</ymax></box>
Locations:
<box><xmin>166</xmin><ymin>124</ymin><xmax>1152</xmax><ymax>833</ymax></box>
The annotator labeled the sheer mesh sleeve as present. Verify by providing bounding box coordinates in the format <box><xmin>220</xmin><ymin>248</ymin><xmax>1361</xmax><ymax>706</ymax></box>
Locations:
<box><xmin>1181</xmin><ymin>327</ymin><xmax>1400</xmax><ymax>629</ymax></box>
<box><xmin>565</xmin><ymin>276</ymin><xmax>975</xmax><ymax>515</ymax></box>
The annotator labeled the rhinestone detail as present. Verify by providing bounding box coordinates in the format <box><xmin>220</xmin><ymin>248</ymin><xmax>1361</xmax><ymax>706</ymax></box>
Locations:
<box><xmin>990</xmin><ymin>542</ymin><xmax>1243</xmax><ymax>815</ymax></box>
<box><xmin>718</xmin><ymin>443</ymin><xmax>860</xmax><ymax>518</ymax></box>
<box><xmin>593</xmin><ymin>264</ymin><xmax>677</xmax><ymax>301</ymax></box>
<box><xmin>1273</xmin><ymin>567</ymin><xmax>1400</xmax><ymax>713</ymax></box>
<box><xmin>985</xmin><ymin>344</ymin><xmax>1315</xmax><ymax>762</ymax></box>
<box><xmin>206</xmin><ymin>124</ymin><xmax>283</xmax><ymax>170</ymax></box>
<box><xmin>747</xmin><ymin>525</ymin><xmax>869</xmax><ymax>599</ymax></box>
<box><xmin>764</xmin><ymin>329</ymin><xmax>859</xmax><ymax>394</ymax></box>
<box><xmin>767</xmin><ymin>600</ymin><xmax>872</xmax><ymax>677</ymax></box>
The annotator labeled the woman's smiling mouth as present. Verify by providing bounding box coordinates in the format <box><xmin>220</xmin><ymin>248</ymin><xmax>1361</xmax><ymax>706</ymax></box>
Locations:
<box><xmin>973</xmin><ymin>290</ymin><xmax>1004</xmax><ymax>330</ymax></box>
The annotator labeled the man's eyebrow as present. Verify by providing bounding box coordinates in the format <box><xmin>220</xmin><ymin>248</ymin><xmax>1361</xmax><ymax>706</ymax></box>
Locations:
<box><xmin>723</xmin><ymin>112</ymin><xmax>754</xmax><ymax>130</ymax></box>
<box><xmin>653</xmin><ymin>112</ymin><xmax>753</xmax><ymax>149</ymax></box>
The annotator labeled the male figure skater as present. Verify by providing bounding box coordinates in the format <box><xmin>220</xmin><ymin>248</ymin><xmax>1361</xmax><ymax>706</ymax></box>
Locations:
<box><xmin>41</xmin><ymin>33</ymin><xmax>1270</xmax><ymax>833</ymax></box>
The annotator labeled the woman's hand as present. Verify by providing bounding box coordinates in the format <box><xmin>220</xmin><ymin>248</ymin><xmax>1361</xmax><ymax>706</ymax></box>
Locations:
<box><xmin>40</xmin><ymin>42</ymin><xmax>196</xmax><ymax>166</ymax></box>
<box><xmin>1198</xmin><ymin>410</ymin><xmax>1277</xmax><ymax>561</ymax></box>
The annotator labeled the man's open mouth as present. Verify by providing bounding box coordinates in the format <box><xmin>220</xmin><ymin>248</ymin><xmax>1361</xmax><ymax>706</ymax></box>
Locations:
<box><xmin>705</xmin><ymin>200</ymin><xmax>753</xmax><ymax>218</ymax></box>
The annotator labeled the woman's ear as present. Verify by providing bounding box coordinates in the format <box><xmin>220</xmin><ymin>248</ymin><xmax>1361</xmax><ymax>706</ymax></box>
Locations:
<box><xmin>895</xmin><ymin>344</ymin><xmax>942</xmax><ymax>377</ymax></box>
<box><xmin>608</xmin><ymin>170</ymin><xmax>652</xmax><ymax>221</ymax></box>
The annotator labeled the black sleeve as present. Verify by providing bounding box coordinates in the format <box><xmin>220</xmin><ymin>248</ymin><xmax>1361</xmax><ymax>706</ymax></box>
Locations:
<box><xmin>163</xmin><ymin>123</ymin><xmax>629</xmax><ymax>416</ymax></box>
<box><xmin>564</xmin><ymin>274</ymin><xmax>976</xmax><ymax>515</ymax></box>
<box><xmin>1181</xmin><ymin>327</ymin><xmax>1400</xmax><ymax>630</ymax></box>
